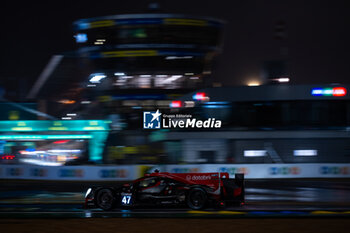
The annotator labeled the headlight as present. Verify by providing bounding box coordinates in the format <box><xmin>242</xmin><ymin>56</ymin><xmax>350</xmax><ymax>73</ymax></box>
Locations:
<box><xmin>85</xmin><ymin>188</ymin><xmax>92</xmax><ymax>198</ymax></box>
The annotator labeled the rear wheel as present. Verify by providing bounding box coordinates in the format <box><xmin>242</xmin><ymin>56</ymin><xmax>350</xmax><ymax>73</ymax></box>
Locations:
<box><xmin>96</xmin><ymin>189</ymin><xmax>116</xmax><ymax>210</ymax></box>
<box><xmin>186</xmin><ymin>188</ymin><xmax>207</xmax><ymax>210</ymax></box>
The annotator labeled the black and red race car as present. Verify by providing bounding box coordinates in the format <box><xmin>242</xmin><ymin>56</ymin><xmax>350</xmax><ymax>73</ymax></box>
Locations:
<box><xmin>85</xmin><ymin>171</ymin><xmax>245</xmax><ymax>210</ymax></box>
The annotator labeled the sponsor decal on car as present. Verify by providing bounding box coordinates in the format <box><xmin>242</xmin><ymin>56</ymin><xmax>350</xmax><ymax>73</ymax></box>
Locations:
<box><xmin>186</xmin><ymin>175</ymin><xmax>211</xmax><ymax>181</ymax></box>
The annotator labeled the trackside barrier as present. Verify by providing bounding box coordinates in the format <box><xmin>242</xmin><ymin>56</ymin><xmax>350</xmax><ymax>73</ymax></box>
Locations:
<box><xmin>149</xmin><ymin>164</ymin><xmax>350</xmax><ymax>179</ymax></box>
<box><xmin>0</xmin><ymin>165</ymin><xmax>138</xmax><ymax>181</ymax></box>
<box><xmin>1</xmin><ymin>163</ymin><xmax>350</xmax><ymax>180</ymax></box>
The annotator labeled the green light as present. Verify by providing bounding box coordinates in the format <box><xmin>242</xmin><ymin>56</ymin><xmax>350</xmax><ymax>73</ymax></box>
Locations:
<box><xmin>323</xmin><ymin>88</ymin><xmax>333</xmax><ymax>96</ymax></box>
<box><xmin>89</xmin><ymin>131</ymin><xmax>108</xmax><ymax>162</ymax></box>
<box><xmin>0</xmin><ymin>120</ymin><xmax>110</xmax><ymax>162</ymax></box>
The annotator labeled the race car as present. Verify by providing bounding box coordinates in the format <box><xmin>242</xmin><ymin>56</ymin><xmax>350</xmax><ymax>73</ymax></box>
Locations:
<box><xmin>84</xmin><ymin>171</ymin><xmax>245</xmax><ymax>210</ymax></box>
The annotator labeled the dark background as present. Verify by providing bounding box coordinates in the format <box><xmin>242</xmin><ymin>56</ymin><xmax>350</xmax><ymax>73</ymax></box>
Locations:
<box><xmin>0</xmin><ymin>0</ymin><xmax>348</xmax><ymax>94</ymax></box>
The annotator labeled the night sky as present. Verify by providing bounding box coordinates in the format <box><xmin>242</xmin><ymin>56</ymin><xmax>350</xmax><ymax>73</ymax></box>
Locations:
<box><xmin>0</xmin><ymin>0</ymin><xmax>349</xmax><ymax>97</ymax></box>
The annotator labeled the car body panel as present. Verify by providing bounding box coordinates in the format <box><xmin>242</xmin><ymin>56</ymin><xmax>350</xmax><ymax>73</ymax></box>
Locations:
<box><xmin>84</xmin><ymin>172</ymin><xmax>244</xmax><ymax>209</ymax></box>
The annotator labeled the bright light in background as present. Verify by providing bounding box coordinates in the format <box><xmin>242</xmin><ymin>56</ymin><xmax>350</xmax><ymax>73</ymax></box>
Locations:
<box><xmin>77</xmin><ymin>22</ymin><xmax>90</xmax><ymax>30</ymax></box>
<box><xmin>244</xmin><ymin>150</ymin><xmax>267</xmax><ymax>157</ymax></box>
<box><xmin>114</xmin><ymin>72</ymin><xmax>125</xmax><ymax>76</ymax></box>
<box><xmin>81</xmin><ymin>101</ymin><xmax>91</xmax><ymax>104</ymax></box>
<box><xmin>170</xmin><ymin>101</ymin><xmax>182</xmax><ymax>108</ymax></box>
<box><xmin>311</xmin><ymin>87</ymin><xmax>347</xmax><ymax>97</ymax></box>
<box><xmin>184</xmin><ymin>101</ymin><xmax>195</xmax><ymax>108</ymax></box>
<box><xmin>294</xmin><ymin>150</ymin><xmax>317</xmax><ymax>156</ymax></box>
<box><xmin>192</xmin><ymin>92</ymin><xmax>208</xmax><ymax>101</ymax></box>
<box><xmin>162</xmin><ymin>75</ymin><xmax>183</xmax><ymax>84</ymax></box>
<box><xmin>53</xmin><ymin>140</ymin><xmax>70</xmax><ymax>144</ymax></box>
<box><xmin>333</xmin><ymin>87</ymin><xmax>347</xmax><ymax>96</ymax></box>
<box><xmin>18</xmin><ymin>148</ymin><xmax>82</xmax><ymax>166</ymax></box>
<box><xmin>202</xmin><ymin>101</ymin><xmax>230</xmax><ymax>109</ymax></box>
<box><xmin>74</xmin><ymin>33</ymin><xmax>88</xmax><ymax>43</ymax></box>
<box><xmin>19</xmin><ymin>159</ymin><xmax>62</xmax><ymax>166</ymax></box>
<box><xmin>247</xmin><ymin>82</ymin><xmax>261</xmax><ymax>86</ymax></box>
<box><xmin>1</xmin><ymin>155</ymin><xmax>15</xmax><ymax>160</ymax></box>
<box><xmin>165</xmin><ymin>56</ymin><xmax>193</xmax><ymax>60</ymax></box>
<box><xmin>20</xmin><ymin>151</ymin><xmax>46</xmax><ymax>155</ymax></box>
<box><xmin>276</xmin><ymin>77</ymin><xmax>290</xmax><ymax>83</ymax></box>
<box><xmin>89</xmin><ymin>73</ymin><xmax>106</xmax><ymax>83</ymax></box>
<box><xmin>140</xmin><ymin>75</ymin><xmax>151</xmax><ymax>78</ymax></box>
<box><xmin>58</xmin><ymin>99</ymin><xmax>76</xmax><ymax>104</ymax></box>
<box><xmin>48</xmin><ymin>149</ymin><xmax>81</xmax><ymax>153</ymax></box>
<box><xmin>94</xmin><ymin>39</ymin><xmax>106</xmax><ymax>45</ymax></box>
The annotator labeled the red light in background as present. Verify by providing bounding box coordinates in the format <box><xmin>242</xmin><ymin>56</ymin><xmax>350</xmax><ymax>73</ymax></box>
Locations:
<box><xmin>333</xmin><ymin>87</ymin><xmax>347</xmax><ymax>97</ymax></box>
<box><xmin>58</xmin><ymin>99</ymin><xmax>76</xmax><ymax>104</ymax></box>
<box><xmin>193</xmin><ymin>92</ymin><xmax>207</xmax><ymax>100</ymax></box>
<box><xmin>1</xmin><ymin>155</ymin><xmax>15</xmax><ymax>160</ymax></box>
<box><xmin>53</xmin><ymin>140</ymin><xmax>70</xmax><ymax>144</ymax></box>
<box><xmin>170</xmin><ymin>101</ymin><xmax>182</xmax><ymax>108</ymax></box>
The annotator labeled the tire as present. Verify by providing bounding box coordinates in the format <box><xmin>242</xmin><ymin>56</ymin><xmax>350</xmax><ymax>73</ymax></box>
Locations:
<box><xmin>95</xmin><ymin>188</ymin><xmax>116</xmax><ymax>211</ymax></box>
<box><xmin>186</xmin><ymin>188</ymin><xmax>207</xmax><ymax>210</ymax></box>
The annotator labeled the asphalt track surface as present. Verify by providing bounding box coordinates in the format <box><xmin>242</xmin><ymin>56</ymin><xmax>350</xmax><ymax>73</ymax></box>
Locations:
<box><xmin>1</xmin><ymin>179</ymin><xmax>350</xmax><ymax>218</ymax></box>
<box><xmin>2</xmin><ymin>179</ymin><xmax>350</xmax><ymax>233</ymax></box>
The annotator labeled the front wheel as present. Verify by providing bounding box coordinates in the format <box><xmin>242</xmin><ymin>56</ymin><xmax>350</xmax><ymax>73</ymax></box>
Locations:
<box><xmin>96</xmin><ymin>188</ymin><xmax>116</xmax><ymax>210</ymax></box>
<box><xmin>186</xmin><ymin>188</ymin><xmax>207</xmax><ymax>210</ymax></box>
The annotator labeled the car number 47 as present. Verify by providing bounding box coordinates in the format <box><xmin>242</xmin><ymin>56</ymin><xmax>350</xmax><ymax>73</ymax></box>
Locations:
<box><xmin>122</xmin><ymin>196</ymin><xmax>131</xmax><ymax>205</ymax></box>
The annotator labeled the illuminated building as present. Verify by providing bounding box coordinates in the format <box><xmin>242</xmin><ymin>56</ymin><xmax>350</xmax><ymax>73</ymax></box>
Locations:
<box><xmin>24</xmin><ymin>13</ymin><xmax>224</xmax><ymax>164</ymax></box>
<box><xmin>73</xmin><ymin>14</ymin><xmax>224</xmax><ymax>89</ymax></box>
<box><xmin>0</xmin><ymin>120</ymin><xmax>109</xmax><ymax>165</ymax></box>
<box><xmin>158</xmin><ymin>84</ymin><xmax>350</xmax><ymax>164</ymax></box>
<box><xmin>28</xmin><ymin>14</ymin><xmax>224</xmax><ymax>119</ymax></box>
